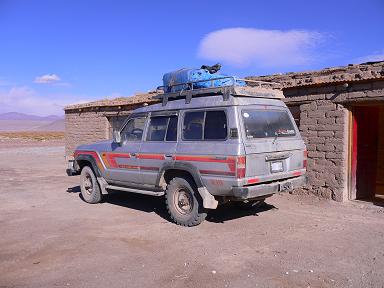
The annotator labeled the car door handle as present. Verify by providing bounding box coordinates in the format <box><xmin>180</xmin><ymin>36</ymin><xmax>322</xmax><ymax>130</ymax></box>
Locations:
<box><xmin>265</xmin><ymin>153</ymin><xmax>291</xmax><ymax>161</ymax></box>
<box><xmin>164</xmin><ymin>154</ymin><xmax>173</xmax><ymax>158</ymax></box>
<box><xmin>130</xmin><ymin>153</ymin><xmax>137</xmax><ymax>157</ymax></box>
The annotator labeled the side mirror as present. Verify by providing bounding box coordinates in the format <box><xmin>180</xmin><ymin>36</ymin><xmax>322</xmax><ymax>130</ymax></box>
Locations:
<box><xmin>113</xmin><ymin>130</ymin><xmax>122</xmax><ymax>144</ymax></box>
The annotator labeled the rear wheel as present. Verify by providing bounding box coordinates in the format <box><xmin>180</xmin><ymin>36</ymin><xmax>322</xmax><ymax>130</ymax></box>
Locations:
<box><xmin>80</xmin><ymin>166</ymin><xmax>102</xmax><ymax>204</ymax></box>
<box><xmin>165</xmin><ymin>177</ymin><xmax>207</xmax><ymax>226</ymax></box>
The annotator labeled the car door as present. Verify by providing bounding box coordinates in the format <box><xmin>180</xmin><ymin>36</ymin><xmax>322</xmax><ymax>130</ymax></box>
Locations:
<box><xmin>104</xmin><ymin>114</ymin><xmax>147</xmax><ymax>185</ymax></box>
<box><xmin>175</xmin><ymin>109</ymin><xmax>235</xmax><ymax>195</ymax></box>
<box><xmin>138</xmin><ymin>112</ymin><xmax>178</xmax><ymax>186</ymax></box>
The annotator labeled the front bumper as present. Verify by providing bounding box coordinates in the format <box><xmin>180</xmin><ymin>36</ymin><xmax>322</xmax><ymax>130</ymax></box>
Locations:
<box><xmin>231</xmin><ymin>175</ymin><xmax>307</xmax><ymax>200</ymax></box>
<box><xmin>66</xmin><ymin>160</ymin><xmax>79</xmax><ymax>176</ymax></box>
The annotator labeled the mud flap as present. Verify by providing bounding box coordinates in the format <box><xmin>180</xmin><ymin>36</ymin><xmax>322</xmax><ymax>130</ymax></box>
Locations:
<box><xmin>198</xmin><ymin>187</ymin><xmax>218</xmax><ymax>209</ymax></box>
<box><xmin>97</xmin><ymin>177</ymin><xmax>109</xmax><ymax>195</ymax></box>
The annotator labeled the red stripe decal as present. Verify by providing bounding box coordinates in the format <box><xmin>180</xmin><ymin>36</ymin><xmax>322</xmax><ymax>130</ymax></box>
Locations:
<box><xmin>247</xmin><ymin>178</ymin><xmax>260</xmax><ymax>185</ymax></box>
<box><xmin>105</xmin><ymin>153</ymin><xmax>116</xmax><ymax>168</ymax></box>
<box><xmin>199</xmin><ymin>170</ymin><xmax>236</xmax><ymax>176</ymax></box>
<box><xmin>117</xmin><ymin>164</ymin><xmax>139</xmax><ymax>170</ymax></box>
<box><xmin>74</xmin><ymin>151</ymin><xmax>104</xmax><ymax>171</ymax></box>
<box><xmin>292</xmin><ymin>171</ymin><xmax>302</xmax><ymax>176</ymax></box>
<box><xmin>108</xmin><ymin>153</ymin><xmax>131</xmax><ymax>159</ymax></box>
<box><xmin>137</xmin><ymin>154</ymin><xmax>165</xmax><ymax>160</ymax></box>
<box><xmin>175</xmin><ymin>155</ymin><xmax>236</xmax><ymax>164</ymax></box>
<box><xmin>101</xmin><ymin>152</ymin><xmax>131</xmax><ymax>168</ymax></box>
<box><xmin>140</xmin><ymin>166</ymin><xmax>159</xmax><ymax>171</ymax></box>
<box><xmin>101</xmin><ymin>152</ymin><xmax>161</xmax><ymax>172</ymax></box>
<box><xmin>75</xmin><ymin>152</ymin><xmax>241</xmax><ymax>177</ymax></box>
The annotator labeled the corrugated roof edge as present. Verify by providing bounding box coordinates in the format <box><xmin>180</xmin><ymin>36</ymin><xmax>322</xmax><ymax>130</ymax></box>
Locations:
<box><xmin>64</xmin><ymin>91</ymin><xmax>160</xmax><ymax>110</ymax></box>
<box><xmin>246</xmin><ymin>61</ymin><xmax>384</xmax><ymax>88</ymax></box>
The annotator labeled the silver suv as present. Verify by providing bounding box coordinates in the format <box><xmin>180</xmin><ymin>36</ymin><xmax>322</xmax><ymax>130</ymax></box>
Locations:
<box><xmin>67</xmin><ymin>81</ymin><xmax>307</xmax><ymax>226</ymax></box>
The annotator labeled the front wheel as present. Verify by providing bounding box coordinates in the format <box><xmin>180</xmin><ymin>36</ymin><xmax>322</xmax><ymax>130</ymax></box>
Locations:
<box><xmin>165</xmin><ymin>177</ymin><xmax>207</xmax><ymax>227</ymax></box>
<box><xmin>80</xmin><ymin>166</ymin><xmax>102</xmax><ymax>204</ymax></box>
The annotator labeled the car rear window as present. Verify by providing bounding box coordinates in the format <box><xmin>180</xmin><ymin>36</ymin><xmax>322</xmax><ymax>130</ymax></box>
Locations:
<box><xmin>242</xmin><ymin>110</ymin><xmax>296</xmax><ymax>139</ymax></box>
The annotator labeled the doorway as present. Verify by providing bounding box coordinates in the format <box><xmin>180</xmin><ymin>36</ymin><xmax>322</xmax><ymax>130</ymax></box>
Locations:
<box><xmin>351</xmin><ymin>105</ymin><xmax>384</xmax><ymax>202</ymax></box>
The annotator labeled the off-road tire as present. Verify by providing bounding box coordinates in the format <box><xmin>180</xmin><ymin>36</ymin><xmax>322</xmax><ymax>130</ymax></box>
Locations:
<box><xmin>80</xmin><ymin>166</ymin><xmax>102</xmax><ymax>204</ymax></box>
<box><xmin>165</xmin><ymin>177</ymin><xmax>207</xmax><ymax>227</ymax></box>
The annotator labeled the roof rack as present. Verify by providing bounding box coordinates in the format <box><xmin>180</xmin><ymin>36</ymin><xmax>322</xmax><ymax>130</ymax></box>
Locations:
<box><xmin>155</xmin><ymin>76</ymin><xmax>283</xmax><ymax>106</ymax></box>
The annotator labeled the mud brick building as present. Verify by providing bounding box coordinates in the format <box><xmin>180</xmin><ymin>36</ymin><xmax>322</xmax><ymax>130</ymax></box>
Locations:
<box><xmin>64</xmin><ymin>92</ymin><xmax>159</xmax><ymax>157</ymax></box>
<box><xmin>65</xmin><ymin>61</ymin><xmax>384</xmax><ymax>203</ymax></box>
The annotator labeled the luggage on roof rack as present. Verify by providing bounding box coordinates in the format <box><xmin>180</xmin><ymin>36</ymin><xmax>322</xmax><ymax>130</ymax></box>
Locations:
<box><xmin>162</xmin><ymin>68</ymin><xmax>246</xmax><ymax>93</ymax></box>
<box><xmin>155</xmin><ymin>75</ymin><xmax>283</xmax><ymax>106</ymax></box>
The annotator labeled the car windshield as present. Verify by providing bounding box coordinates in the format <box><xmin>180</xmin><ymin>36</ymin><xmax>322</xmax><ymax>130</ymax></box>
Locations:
<box><xmin>242</xmin><ymin>109</ymin><xmax>296</xmax><ymax>139</ymax></box>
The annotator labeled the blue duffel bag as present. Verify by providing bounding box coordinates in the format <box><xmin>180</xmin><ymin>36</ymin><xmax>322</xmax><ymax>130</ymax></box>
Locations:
<box><xmin>163</xmin><ymin>68</ymin><xmax>245</xmax><ymax>93</ymax></box>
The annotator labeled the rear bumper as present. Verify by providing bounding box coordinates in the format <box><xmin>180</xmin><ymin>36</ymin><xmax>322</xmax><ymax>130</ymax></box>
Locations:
<box><xmin>231</xmin><ymin>175</ymin><xmax>306</xmax><ymax>200</ymax></box>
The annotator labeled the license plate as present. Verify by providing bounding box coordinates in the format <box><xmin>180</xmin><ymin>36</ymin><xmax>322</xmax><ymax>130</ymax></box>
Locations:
<box><xmin>271</xmin><ymin>161</ymin><xmax>283</xmax><ymax>173</ymax></box>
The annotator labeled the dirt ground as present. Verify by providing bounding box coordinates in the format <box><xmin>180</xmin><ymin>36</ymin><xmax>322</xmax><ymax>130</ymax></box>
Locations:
<box><xmin>0</xmin><ymin>134</ymin><xmax>64</xmax><ymax>149</ymax></box>
<box><xmin>1</xmin><ymin>140</ymin><xmax>384</xmax><ymax>288</ymax></box>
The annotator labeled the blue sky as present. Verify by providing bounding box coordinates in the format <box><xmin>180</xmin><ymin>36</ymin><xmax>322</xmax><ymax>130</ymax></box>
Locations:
<box><xmin>0</xmin><ymin>0</ymin><xmax>383</xmax><ymax>116</ymax></box>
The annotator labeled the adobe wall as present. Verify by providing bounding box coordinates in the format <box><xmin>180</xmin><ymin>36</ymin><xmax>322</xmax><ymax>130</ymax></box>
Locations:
<box><xmin>284</xmin><ymin>79</ymin><xmax>384</xmax><ymax>201</ymax></box>
<box><xmin>297</xmin><ymin>100</ymin><xmax>348</xmax><ymax>201</ymax></box>
<box><xmin>64</xmin><ymin>92</ymin><xmax>159</xmax><ymax>157</ymax></box>
<box><xmin>65</xmin><ymin>110</ymin><xmax>110</xmax><ymax>157</ymax></box>
<box><xmin>64</xmin><ymin>105</ymin><xmax>145</xmax><ymax>157</ymax></box>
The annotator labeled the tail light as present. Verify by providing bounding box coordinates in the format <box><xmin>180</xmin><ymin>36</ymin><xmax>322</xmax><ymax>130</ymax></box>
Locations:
<box><xmin>236</xmin><ymin>156</ymin><xmax>246</xmax><ymax>179</ymax></box>
<box><xmin>303</xmin><ymin>150</ymin><xmax>307</xmax><ymax>169</ymax></box>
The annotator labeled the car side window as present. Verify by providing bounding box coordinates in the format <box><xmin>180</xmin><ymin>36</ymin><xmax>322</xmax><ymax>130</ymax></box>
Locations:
<box><xmin>183</xmin><ymin>110</ymin><xmax>227</xmax><ymax>141</ymax></box>
<box><xmin>166</xmin><ymin>115</ymin><xmax>178</xmax><ymax>141</ymax></box>
<box><xmin>121</xmin><ymin>117</ymin><xmax>146</xmax><ymax>142</ymax></box>
<box><xmin>146</xmin><ymin>115</ymin><xmax>179</xmax><ymax>142</ymax></box>
<box><xmin>183</xmin><ymin>111</ymin><xmax>204</xmax><ymax>140</ymax></box>
<box><xmin>146</xmin><ymin>116</ymin><xmax>168</xmax><ymax>141</ymax></box>
<box><xmin>204</xmin><ymin>110</ymin><xmax>227</xmax><ymax>140</ymax></box>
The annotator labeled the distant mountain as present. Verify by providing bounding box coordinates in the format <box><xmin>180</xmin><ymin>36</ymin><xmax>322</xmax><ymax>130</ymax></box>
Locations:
<box><xmin>35</xmin><ymin>119</ymin><xmax>65</xmax><ymax>131</ymax></box>
<box><xmin>0</xmin><ymin>112</ymin><xmax>63</xmax><ymax>121</ymax></box>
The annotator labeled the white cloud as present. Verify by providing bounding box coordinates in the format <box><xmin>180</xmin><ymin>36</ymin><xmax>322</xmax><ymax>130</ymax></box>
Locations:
<box><xmin>198</xmin><ymin>28</ymin><xmax>324</xmax><ymax>68</ymax></box>
<box><xmin>0</xmin><ymin>86</ymin><xmax>92</xmax><ymax>116</ymax></box>
<box><xmin>353</xmin><ymin>50</ymin><xmax>384</xmax><ymax>64</ymax></box>
<box><xmin>34</xmin><ymin>74</ymin><xmax>61</xmax><ymax>84</ymax></box>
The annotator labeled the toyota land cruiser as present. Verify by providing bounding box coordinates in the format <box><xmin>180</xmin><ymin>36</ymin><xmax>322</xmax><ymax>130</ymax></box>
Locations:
<box><xmin>67</xmin><ymin>77</ymin><xmax>307</xmax><ymax>226</ymax></box>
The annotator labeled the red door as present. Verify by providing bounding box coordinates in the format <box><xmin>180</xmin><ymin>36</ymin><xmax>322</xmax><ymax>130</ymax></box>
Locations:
<box><xmin>352</xmin><ymin>106</ymin><xmax>379</xmax><ymax>199</ymax></box>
